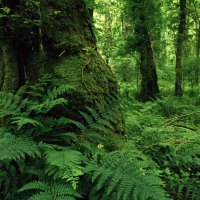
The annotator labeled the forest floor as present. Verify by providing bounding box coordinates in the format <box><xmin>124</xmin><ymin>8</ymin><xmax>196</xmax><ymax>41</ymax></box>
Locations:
<box><xmin>120</xmin><ymin>91</ymin><xmax>200</xmax><ymax>199</ymax></box>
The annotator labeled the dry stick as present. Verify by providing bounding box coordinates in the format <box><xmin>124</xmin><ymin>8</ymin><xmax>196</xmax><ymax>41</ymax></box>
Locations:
<box><xmin>172</xmin><ymin>123</ymin><xmax>198</xmax><ymax>131</ymax></box>
<box><xmin>58</xmin><ymin>50</ymin><xmax>66</xmax><ymax>57</ymax></box>
<box><xmin>81</xmin><ymin>59</ymin><xmax>104</xmax><ymax>108</ymax></box>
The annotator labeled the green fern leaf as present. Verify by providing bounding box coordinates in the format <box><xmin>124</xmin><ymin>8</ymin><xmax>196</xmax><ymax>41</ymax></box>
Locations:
<box><xmin>18</xmin><ymin>181</ymin><xmax>49</xmax><ymax>192</ymax></box>
<box><xmin>88</xmin><ymin>151</ymin><xmax>170</xmax><ymax>200</ymax></box>
<box><xmin>18</xmin><ymin>180</ymin><xmax>81</xmax><ymax>200</ymax></box>
<box><xmin>45</xmin><ymin>149</ymin><xmax>84</xmax><ymax>189</ymax></box>
<box><xmin>11</xmin><ymin>117</ymin><xmax>44</xmax><ymax>130</ymax></box>
<box><xmin>0</xmin><ymin>130</ymin><xmax>40</xmax><ymax>161</ymax></box>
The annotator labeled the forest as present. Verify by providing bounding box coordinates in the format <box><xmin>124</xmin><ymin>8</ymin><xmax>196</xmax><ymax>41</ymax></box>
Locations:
<box><xmin>0</xmin><ymin>0</ymin><xmax>200</xmax><ymax>199</ymax></box>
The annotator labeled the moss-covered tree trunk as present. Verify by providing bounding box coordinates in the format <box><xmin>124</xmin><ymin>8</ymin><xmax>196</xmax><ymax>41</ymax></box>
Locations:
<box><xmin>0</xmin><ymin>0</ymin><xmax>123</xmax><ymax>132</ymax></box>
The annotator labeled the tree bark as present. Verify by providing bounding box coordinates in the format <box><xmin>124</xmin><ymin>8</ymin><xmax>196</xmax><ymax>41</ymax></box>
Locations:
<box><xmin>195</xmin><ymin>21</ymin><xmax>200</xmax><ymax>85</ymax></box>
<box><xmin>137</xmin><ymin>24</ymin><xmax>159</xmax><ymax>101</ymax></box>
<box><xmin>0</xmin><ymin>0</ymin><xmax>123</xmax><ymax>132</ymax></box>
<box><xmin>175</xmin><ymin>0</ymin><xmax>187</xmax><ymax>96</ymax></box>
<box><xmin>133</xmin><ymin>1</ymin><xmax>159</xmax><ymax>101</ymax></box>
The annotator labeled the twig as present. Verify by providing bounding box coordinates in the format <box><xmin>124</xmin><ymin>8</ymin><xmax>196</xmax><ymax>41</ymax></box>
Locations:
<box><xmin>58</xmin><ymin>50</ymin><xmax>66</xmax><ymax>57</ymax></box>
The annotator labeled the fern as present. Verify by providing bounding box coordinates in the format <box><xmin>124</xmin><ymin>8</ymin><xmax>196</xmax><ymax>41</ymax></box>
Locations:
<box><xmin>46</xmin><ymin>85</ymin><xmax>74</xmax><ymax>100</ymax></box>
<box><xmin>124</xmin><ymin>97</ymin><xmax>200</xmax><ymax>200</ymax></box>
<box><xmin>25</xmin><ymin>74</ymin><xmax>52</xmax><ymax>98</ymax></box>
<box><xmin>0</xmin><ymin>76</ymin><xmax>81</xmax><ymax>199</ymax></box>
<box><xmin>68</xmin><ymin>98</ymin><xmax>120</xmax><ymax>149</ymax></box>
<box><xmin>29</xmin><ymin>97</ymin><xmax>68</xmax><ymax>114</ymax></box>
<box><xmin>11</xmin><ymin>117</ymin><xmax>44</xmax><ymax>130</ymax></box>
<box><xmin>44</xmin><ymin>149</ymin><xmax>84</xmax><ymax>189</ymax></box>
<box><xmin>18</xmin><ymin>180</ymin><xmax>81</xmax><ymax>200</ymax></box>
<box><xmin>0</xmin><ymin>128</ymin><xmax>40</xmax><ymax>161</ymax></box>
<box><xmin>87</xmin><ymin>151</ymin><xmax>170</xmax><ymax>200</ymax></box>
<box><xmin>0</xmin><ymin>92</ymin><xmax>22</xmax><ymax>118</ymax></box>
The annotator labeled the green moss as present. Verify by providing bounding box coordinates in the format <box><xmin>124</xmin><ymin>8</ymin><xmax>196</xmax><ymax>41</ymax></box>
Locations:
<box><xmin>42</xmin><ymin>0</ymin><xmax>95</xmax><ymax>54</ymax></box>
<box><xmin>0</xmin><ymin>40</ymin><xmax>19</xmax><ymax>92</ymax></box>
<box><xmin>49</xmin><ymin>50</ymin><xmax>123</xmax><ymax>134</ymax></box>
<box><xmin>52</xmin><ymin>51</ymin><xmax>117</xmax><ymax>102</ymax></box>
<box><xmin>53</xmin><ymin>56</ymin><xmax>84</xmax><ymax>88</ymax></box>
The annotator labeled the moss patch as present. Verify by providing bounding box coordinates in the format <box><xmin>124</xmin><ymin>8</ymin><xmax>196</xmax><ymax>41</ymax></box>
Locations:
<box><xmin>0</xmin><ymin>40</ymin><xmax>19</xmax><ymax>92</ymax></box>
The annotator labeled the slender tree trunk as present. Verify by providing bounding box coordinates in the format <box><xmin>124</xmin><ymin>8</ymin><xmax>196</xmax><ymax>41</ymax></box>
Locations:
<box><xmin>104</xmin><ymin>9</ymin><xmax>113</xmax><ymax>63</ymax></box>
<box><xmin>134</xmin><ymin>11</ymin><xmax>159</xmax><ymax>101</ymax></box>
<box><xmin>195</xmin><ymin>21</ymin><xmax>200</xmax><ymax>85</ymax></box>
<box><xmin>175</xmin><ymin>0</ymin><xmax>187</xmax><ymax>96</ymax></box>
<box><xmin>138</xmin><ymin>25</ymin><xmax>159</xmax><ymax>101</ymax></box>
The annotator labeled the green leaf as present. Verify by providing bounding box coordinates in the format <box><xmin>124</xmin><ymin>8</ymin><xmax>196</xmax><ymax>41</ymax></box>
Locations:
<box><xmin>2</xmin><ymin>7</ymin><xmax>10</xmax><ymax>14</ymax></box>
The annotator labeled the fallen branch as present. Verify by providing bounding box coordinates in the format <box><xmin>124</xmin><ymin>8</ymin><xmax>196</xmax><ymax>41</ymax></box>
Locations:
<box><xmin>171</xmin><ymin>123</ymin><xmax>198</xmax><ymax>131</ymax></box>
<box><xmin>163</xmin><ymin>110</ymin><xmax>200</xmax><ymax>126</ymax></box>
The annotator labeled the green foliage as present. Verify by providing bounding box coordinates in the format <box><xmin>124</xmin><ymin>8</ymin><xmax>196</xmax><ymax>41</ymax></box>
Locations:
<box><xmin>1</xmin><ymin>0</ymin><xmax>200</xmax><ymax>199</ymax></box>
<box><xmin>18</xmin><ymin>180</ymin><xmax>81</xmax><ymax>200</ymax></box>
<box><xmin>0</xmin><ymin>75</ymin><xmax>84</xmax><ymax>199</ymax></box>
<box><xmin>44</xmin><ymin>149</ymin><xmax>84</xmax><ymax>189</ymax></box>
<box><xmin>124</xmin><ymin>96</ymin><xmax>200</xmax><ymax>200</ymax></box>
<box><xmin>0</xmin><ymin>75</ymin><xmax>121</xmax><ymax>199</ymax></box>
<box><xmin>0</xmin><ymin>129</ymin><xmax>40</xmax><ymax>161</ymax></box>
<box><xmin>1</xmin><ymin>74</ymin><xmax>200</xmax><ymax>200</ymax></box>
<box><xmin>87</xmin><ymin>151</ymin><xmax>169</xmax><ymax>200</ymax></box>
<box><xmin>70</xmin><ymin>96</ymin><xmax>121</xmax><ymax>149</ymax></box>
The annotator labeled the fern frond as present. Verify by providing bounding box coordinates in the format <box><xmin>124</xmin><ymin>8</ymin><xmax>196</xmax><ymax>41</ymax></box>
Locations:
<box><xmin>0</xmin><ymin>92</ymin><xmax>22</xmax><ymax>118</ymax></box>
<box><xmin>18</xmin><ymin>180</ymin><xmax>81</xmax><ymax>200</ymax></box>
<box><xmin>68</xmin><ymin>119</ymin><xmax>87</xmax><ymax>132</ymax></box>
<box><xmin>11</xmin><ymin>117</ymin><xmax>44</xmax><ymax>130</ymax></box>
<box><xmin>29</xmin><ymin>98</ymin><xmax>68</xmax><ymax>114</ymax></box>
<box><xmin>28</xmin><ymin>192</ymin><xmax>52</xmax><ymax>200</ymax></box>
<box><xmin>173</xmin><ymin>144</ymin><xmax>200</xmax><ymax>167</ymax></box>
<box><xmin>44</xmin><ymin>149</ymin><xmax>84</xmax><ymax>189</ymax></box>
<box><xmin>46</xmin><ymin>85</ymin><xmax>74</xmax><ymax>100</ymax></box>
<box><xmin>26</xmin><ymin>74</ymin><xmax>52</xmax><ymax>98</ymax></box>
<box><xmin>80</xmin><ymin>111</ymin><xmax>94</xmax><ymax>125</ymax></box>
<box><xmin>88</xmin><ymin>151</ymin><xmax>169</xmax><ymax>200</ymax></box>
<box><xmin>86</xmin><ymin>106</ymin><xmax>100</xmax><ymax>121</ymax></box>
<box><xmin>0</xmin><ymin>130</ymin><xmax>40</xmax><ymax>161</ymax></box>
<box><xmin>18</xmin><ymin>181</ymin><xmax>49</xmax><ymax>192</ymax></box>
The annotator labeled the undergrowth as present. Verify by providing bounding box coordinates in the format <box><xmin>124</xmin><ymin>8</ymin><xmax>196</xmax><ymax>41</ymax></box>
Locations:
<box><xmin>124</xmin><ymin>95</ymin><xmax>200</xmax><ymax>200</ymax></box>
<box><xmin>0</xmin><ymin>75</ymin><xmax>199</xmax><ymax>200</ymax></box>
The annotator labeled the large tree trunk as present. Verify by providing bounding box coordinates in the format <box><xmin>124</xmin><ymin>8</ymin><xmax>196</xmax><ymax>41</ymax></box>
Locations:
<box><xmin>0</xmin><ymin>0</ymin><xmax>123</xmax><ymax>132</ymax></box>
<box><xmin>175</xmin><ymin>0</ymin><xmax>187</xmax><ymax>96</ymax></box>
